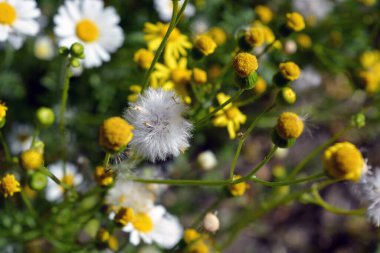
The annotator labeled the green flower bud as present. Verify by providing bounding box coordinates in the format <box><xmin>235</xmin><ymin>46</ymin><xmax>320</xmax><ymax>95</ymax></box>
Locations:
<box><xmin>58</xmin><ymin>46</ymin><xmax>69</xmax><ymax>56</ymax></box>
<box><xmin>0</xmin><ymin>118</ymin><xmax>5</xmax><ymax>128</ymax></box>
<box><xmin>271</xmin><ymin>129</ymin><xmax>296</xmax><ymax>148</ymax></box>
<box><xmin>351</xmin><ymin>113</ymin><xmax>366</xmax><ymax>128</ymax></box>
<box><xmin>276</xmin><ymin>87</ymin><xmax>297</xmax><ymax>105</ymax></box>
<box><xmin>36</xmin><ymin>107</ymin><xmax>55</xmax><ymax>127</ymax></box>
<box><xmin>70</xmin><ymin>58</ymin><xmax>81</xmax><ymax>68</ymax></box>
<box><xmin>29</xmin><ymin>171</ymin><xmax>47</xmax><ymax>191</ymax></box>
<box><xmin>70</xmin><ymin>42</ymin><xmax>85</xmax><ymax>57</ymax></box>
<box><xmin>235</xmin><ymin>71</ymin><xmax>259</xmax><ymax>90</ymax></box>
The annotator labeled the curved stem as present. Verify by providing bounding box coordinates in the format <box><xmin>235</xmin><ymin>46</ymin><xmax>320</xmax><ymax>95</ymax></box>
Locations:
<box><xmin>287</xmin><ymin>126</ymin><xmax>351</xmax><ymax>179</ymax></box>
<box><xmin>195</xmin><ymin>89</ymin><xmax>244</xmax><ymax>127</ymax></box>
<box><xmin>229</xmin><ymin>104</ymin><xmax>276</xmax><ymax>178</ymax></box>
<box><xmin>250</xmin><ymin>172</ymin><xmax>325</xmax><ymax>187</ymax></box>
<box><xmin>103</xmin><ymin>152</ymin><xmax>111</xmax><ymax>167</ymax></box>
<box><xmin>141</xmin><ymin>0</ymin><xmax>180</xmax><ymax>91</ymax></box>
<box><xmin>39</xmin><ymin>167</ymin><xmax>71</xmax><ymax>191</ymax></box>
<box><xmin>0</xmin><ymin>131</ymin><xmax>11</xmax><ymax>161</ymax></box>
<box><xmin>246</xmin><ymin>145</ymin><xmax>278</xmax><ymax>177</ymax></box>
<box><xmin>59</xmin><ymin>62</ymin><xmax>71</xmax><ymax>134</ymax></box>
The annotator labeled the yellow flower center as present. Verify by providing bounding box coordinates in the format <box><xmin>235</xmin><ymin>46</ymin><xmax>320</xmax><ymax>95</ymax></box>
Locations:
<box><xmin>0</xmin><ymin>174</ymin><xmax>21</xmax><ymax>198</ymax></box>
<box><xmin>279</xmin><ymin>62</ymin><xmax>301</xmax><ymax>81</ymax></box>
<box><xmin>61</xmin><ymin>173</ymin><xmax>75</xmax><ymax>187</ymax></box>
<box><xmin>114</xmin><ymin>207</ymin><xmax>135</xmax><ymax>226</ymax></box>
<box><xmin>0</xmin><ymin>2</ymin><xmax>17</xmax><ymax>25</ymax></box>
<box><xmin>132</xmin><ymin>213</ymin><xmax>154</xmax><ymax>233</ymax></box>
<box><xmin>20</xmin><ymin>149</ymin><xmax>43</xmax><ymax>171</ymax></box>
<box><xmin>76</xmin><ymin>19</ymin><xmax>100</xmax><ymax>43</ymax></box>
<box><xmin>99</xmin><ymin>117</ymin><xmax>134</xmax><ymax>152</ymax></box>
<box><xmin>171</xmin><ymin>68</ymin><xmax>191</xmax><ymax>85</ymax></box>
<box><xmin>194</xmin><ymin>35</ymin><xmax>217</xmax><ymax>56</ymax></box>
<box><xmin>276</xmin><ymin>112</ymin><xmax>304</xmax><ymax>139</ymax></box>
<box><xmin>232</xmin><ymin>52</ymin><xmax>259</xmax><ymax>78</ymax></box>
<box><xmin>161</xmin><ymin>24</ymin><xmax>180</xmax><ymax>41</ymax></box>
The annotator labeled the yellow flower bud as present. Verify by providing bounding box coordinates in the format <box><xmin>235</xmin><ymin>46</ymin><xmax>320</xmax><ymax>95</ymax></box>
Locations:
<box><xmin>286</xmin><ymin>12</ymin><xmax>305</xmax><ymax>32</ymax></box>
<box><xmin>207</xmin><ymin>27</ymin><xmax>227</xmax><ymax>45</ymax></box>
<box><xmin>296</xmin><ymin>33</ymin><xmax>312</xmax><ymax>49</ymax></box>
<box><xmin>228</xmin><ymin>175</ymin><xmax>249</xmax><ymax>197</ymax></box>
<box><xmin>323</xmin><ymin>142</ymin><xmax>365</xmax><ymax>181</ymax></box>
<box><xmin>94</xmin><ymin>166</ymin><xmax>114</xmax><ymax>186</ymax></box>
<box><xmin>276</xmin><ymin>112</ymin><xmax>304</xmax><ymax>140</ymax></box>
<box><xmin>96</xmin><ymin>228</ymin><xmax>110</xmax><ymax>243</ymax></box>
<box><xmin>114</xmin><ymin>207</ymin><xmax>135</xmax><ymax>226</ymax></box>
<box><xmin>0</xmin><ymin>174</ymin><xmax>21</xmax><ymax>198</ymax></box>
<box><xmin>245</xmin><ymin>27</ymin><xmax>265</xmax><ymax>47</ymax></box>
<box><xmin>277</xmin><ymin>87</ymin><xmax>297</xmax><ymax>105</ymax></box>
<box><xmin>20</xmin><ymin>149</ymin><xmax>43</xmax><ymax>171</ymax></box>
<box><xmin>99</xmin><ymin>117</ymin><xmax>134</xmax><ymax>153</ymax></box>
<box><xmin>233</xmin><ymin>52</ymin><xmax>258</xmax><ymax>78</ymax></box>
<box><xmin>279</xmin><ymin>61</ymin><xmax>301</xmax><ymax>81</ymax></box>
<box><xmin>194</xmin><ymin>35</ymin><xmax>217</xmax><ymax>56</ymax></box>
<box><xmin>134</xmin><ymin>49</ymin><xmax>154</xmax><ymax>69</ymax></box>
<box><xmin>252</xmin><ymin>76</ymin><xmax>267</xmax><ymax>95</ymax></box>
<box><xmin>0</xmin><ymin>101</ymin><xmax>8</xmax><ymax>122</ymax></box>
<box><xmin>255</xmin><ymin>5</ymin><xmax>273</xmax><ymax>24</ymax></box>
<box><xmin>192</xmin><ymin>68</ymin><xmax>208</xmax><ymax>84</ymax></box>
<box><xmin>183</xmin><ymin>228</ymin><xmax>201</xmax><ymax>244</ymax></box>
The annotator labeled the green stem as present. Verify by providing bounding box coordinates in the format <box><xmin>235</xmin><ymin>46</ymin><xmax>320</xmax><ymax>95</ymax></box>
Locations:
<box><xmin>246</xmin><ymin>145</ymin><xmax>278</xmax><ymax>177</ymax></box>
<box><xmin>287</xmin><ymin>126</ymin><xmax>351</xmax><ymax>179</ymax></box>
<box><xmin>20</xmin><ymin>190</ymin><xmax>38</xmax><ymax>219</ymax></box>
<box><xmin>229</xmin><ymin>104</ymin><xmax>276</xmax><ymax>178</ymax></box>
<box><xmin>141</xmin><ymin>0</ymin><xmax>179</xmax><ymax>91</ymax></box>
<box><xmin>0</xmin><ymin>131</ymin><xmax>11</xmax><ymax>161</ymax></box>
<box><xmin>103</xmin><ymin>152</ymin><xmax>111</xmax><ymax>167</ymax></box>
<box><xmin>250</xmin><ymin>172</ymin><xmax>325</xmax><ymax>187</ymax></box>
<box><xmin>174</xmin><ymin>0</ymin><xmax>189</xmax><ymax>24</ymax></box>
<box><xmin>234</xmin><ymin>94</ymin><xmax>262</xmax><ymax>107</ymax></box>
<box><xmin>195</xmin><ymin>89</ymin><xmax>244</xmax><ymax>127</ymax></box>
<box><xmin>31</xmin><ymin>125</ymin><xmax>40</xmax><ymax>147</ymax></box>
<box><xmin>39</xmin><ymin>167</ymin><xmax>71</xmax><ymax>191</ymax></box>
<box><xmin>59</xmin><ymin>62</ymin><xmax>71</xmax><ymax>134</ymax></box>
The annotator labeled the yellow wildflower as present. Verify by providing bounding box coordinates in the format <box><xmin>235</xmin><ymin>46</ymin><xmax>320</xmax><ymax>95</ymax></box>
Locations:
<box><xmin>276</xmin><ymin>112</ymin><xmax>304</xmax><ymax>140</ymax></box>
<box><xmin>194</xmin><ymin>35</ymin><xmax>217</xmax><ymax>56</ymax></box>
<box><xmin>192</xmin><ymin>68</ymin><xmax>207</xmax><ymax>84</ymax></box>
<box><xmin>99</xmin><ymin>117</ymin><xmax>134</xmax><ymax>152</ymax></box>
<box><xmin>286</xmin><ymin>12</ymin><xmax>306</xmax><ymax>32</ymax></box>
<box><xmin>128</xmin><ymin>85</ymin><xmax>142</xmax><ymax>102</ymax></box>
<box><xmin>212</xmin><ymin>93</ymin><xmax>247</xmax><ymax>139</ymax></box>
<box><xmin>94</xmin><ymin>166</ymin><xmax>114</xmax><ymax>187</ymax></box>
<box><xmin>296</xmin><ymin>33</ymin><xmax>312</xmax><ymax>49</ymax></box>
<box><xmin>252</xmin><ymin>76</ymin><xmax>267</xmax><ymax>95</ymax></box>
<box><xmin>279</xmin><ymin>61</ymin><xmax>301</xmax><ymax>81</ymax></box>
<box><xmin>184</xmin><ymin>228</ymin><xmax>201</xmax><ymax>244</ymax></box>
<box><xmin>0</xmin><ymin>174</ymin><xmax>21</xmax><ymax>198</ymax></box>
<box><xmin>233</xmin><ymin>52</ymin><xmax>258</xmax><ymax>78</ymax></box>
<box><xmin>245</xmin><ymin>27</ymin><xmax>265</xmax><ymax>47</ymax></box>
<box><xmin>228</xmin><ymin>175</ymin><xmax>250</xmax><ymax>197</ymax></box>
<box><xmin>324</xmin><ymin>142</ymin><xmax>365</xmax><ymax>181</ymax></box>
<box><xmin>20</xmin><ymin>149</ymin><xmax>43</xmax><ymax>171</ymax></box>
<box><xmin>134</xmin><ymin>48</ymin><xmax>154</xmax><ymax>69</ymax></box>
<box><xmin>359</xmin><ymin>0</ymin><xmax>377</xmax><ymax>6</ymax></box>
<box><xmin>207</xmin><ymin>27</ymin><xmax>227</xmax><ymax>45</ymax></box>
<box><xmin>255</xmin><ymin>5</ymin><xmax>273</xmax><ymax>24</ymax></box>
<box><xmin>360</xmin><ymin>50</ymin><xmax>380</xmax><ymax>69</ymax></box>
<box><xmin>188</xmin><ymin>240</ymin><xmax>209</xmax><ymax>253</ymax></box>
<box><xmin>0</xmin><ymin>101</ymin><xmax>7</xmax><ymax>122</ymax></box>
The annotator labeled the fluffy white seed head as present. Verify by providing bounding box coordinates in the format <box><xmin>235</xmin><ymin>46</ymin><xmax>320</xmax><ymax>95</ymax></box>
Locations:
<box><xmin>124</xmin><ymin>88</ymin><xmax>192</xmax><ymax>162</ymax></box>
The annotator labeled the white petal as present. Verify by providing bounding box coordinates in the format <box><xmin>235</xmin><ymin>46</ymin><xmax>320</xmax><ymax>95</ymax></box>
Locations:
<box><xmin>152</xmin><ymin>214</ymin><xmax>183</xmax><ymax>249</ymax></box>
<box><xmin>140</xmin><ymin>233</ymin><xmax>153</xmax><ymax>244</ymax></box>
<box><xmin>82</xmin><ymin>0</ymin><xmax>103</xmax><ymax>19</ymax></box>
<box><xmin>150</xmin><ymin>205</ymin><xmax>166</xmax><ymax>222</ymax></box>
<box><xmin>8</xmin><ymin>34</ymin><xmax>25</xmax><ymax>49</ymax></box>
<box><xmin>13</xmin><ymin>20</ymin><xmax>39</xmax><ymax>36</ymax></box>
<box><xmin>129</xmin><ymin>231</ymin><xmax>140</xmax><ymax>246</ymax></box>
<box><xmin>65</xmin><ymin>0</ymin><xmax>82</xmax><ymax>22</ymax></box>
<box><xmin>0</xmin><ymin>25</ymin><xmax>10</xmax><ymax>41</ymax></box>
<box><xmin>93</xmin><ymin>44</ymin><xmax>110</xmax><ymax>62</ymax></box>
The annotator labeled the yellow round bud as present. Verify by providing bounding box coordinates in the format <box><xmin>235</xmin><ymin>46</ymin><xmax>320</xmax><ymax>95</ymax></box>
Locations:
<box><xmin>192</xmin><ymin>68</ymin><xmax>207</xmax><ymax>84</ymax></box>
<box><xmin>276</xmin><ymin>112</ymin><xmax>304</xmax><ymax>140</ymax></box>
<box><xmin>183</xmin><ymin>228</ymin><xmax>201</xmax><ymax>244</ymax></box>
<box><xmin>99</xmin><ymin>117</ymin><xmax>134</xmax><ymax>152</ymax></box>
<box><xmin>296</xmin><ymin>33</ymin><xmax>312</xmax><ymax>49</ymax></box>
<box><xmin>114</xmin><ymin>207</ymin><xmax>135</xmax><ymax>226</ymax></box>
<box><xmin>255</xmin><ymin>5</ymin><xmax>273</xmax><ymax>24</ymax></box>
<box><xmin>207</xmin><ymin>27</ymin><xmax>227</xmax><ymax>46</ymax></box>
<box><xmin>228</xmin><ymin>175</ymin><xmax>249</xmax><ymax>197</ymax></box>
<box><xmin>279</xmin><ymin>61</ymin><xmax>301</xmax><ymax>81</ymax></box>
<box><xmin>0</xmin><ymin>101</ymin><xmax>8</xmax><ymax>122</ymax></box>
<box><xmin>358</xmin><ymin>71</ymin><xmax>380</xmax><ymax>94</ymax></box>
<box><xmin>96</xmin><ymin>228</ymin><xmax>110</xmax><ymax>243</ymax></box>
<box><xmin>233</xmin><ymin>52</ymin><xmax>259</xmax><ymax>78</ymax></box>
<box><xmin>323</xmin><ymin>142</ymin><xmax>365</xmax><ymax>181</ymax></box>
<box><xmin>286</xmin><ymin>12</ymin><xmax>306</xmax><ymax>32</ymax></box>
<box><xmin>94</xmin><ymin>166</ymin><xmax>114</xmax><ymax>186</ymax></box>
<box><xmin>0</xmin><ymin>174</ymin><xmax>21</xmax><ymax>198</ymax></box>
<box><xmin>20</xmin><ymin>149</ymin><xmax>43</xmax><ymax>171</ymax></box>
<box><xmin>134</xmin><ymin>49</ymin><xmax>154</xmax><ymax>69</ymax></box>
<box><xmin>194</xmin><ymin>35</ymin><xmax>217</xmax><ymax>56</ymax></box>
<box><xmin>188</xmin><ymin>241</ymin><xmax>209</xmax><ymax>253</ymax></box>
<box><xmin>252</xmin><ymin>76</ymin><xmax>267</xmax><ymax>95</ymax></box>
<box><xmin>245</xmin><ymin>27</ymin><xmax>265</xmax><ymax>47</ymax></box>
<box><xmin>277</xmin><ymin>87</ymin><xmax>297</xmax><ymax>105</ymax></box>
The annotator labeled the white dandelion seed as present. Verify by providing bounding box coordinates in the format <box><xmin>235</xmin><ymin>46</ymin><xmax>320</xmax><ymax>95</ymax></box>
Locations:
<box><xmin>124</xmin><ymin>88</ymin><xmax>192</xmax><ymax>162</ymax></box>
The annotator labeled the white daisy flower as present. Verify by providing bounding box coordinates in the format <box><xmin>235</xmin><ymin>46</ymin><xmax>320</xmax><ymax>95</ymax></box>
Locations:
<box><xmin>124</xmin><ymin>88</ymin><xmax>192</xmax><ymax>162</ymax></box>
<box><xmin>53</xmin><ymin>0</ymin><xmax>124</xmax><ymax>68</ymax></box>
<box><xmin>34</xmin><ymin>35</ymin><xmax>55</xmax><ymax>60</ymax></box>
<box><xmin>46</xmin><ymin>161</ymin><xmax>83</xmax><ymax>202</ymax></box>
<box><xmin>121</xmin><ymin>205</ymin><xmax>183</xmax><ymax>249</ymax></box>
<box><xmin>7</xmin><ymin>123</ymin><xmax>33</xmax><ymax>155</ymax></box>
<box><xmin>106</xmin><ymin>180</ymin><xmax>155</xmax><ymax>213</ymax></box>
<box><xmin>0</xmin><ymin>0</ymin><xmax>41</xmax><ymax>49</ymax></box>
<box><xmin>356</xmin><ymin>168</ymin><xmax>380</xmax><ymax>226</ymax></box>
<box><xmin>153</xmin><ymin>0</ymin><xmax>196</xmax><ymax>22</ymax></box>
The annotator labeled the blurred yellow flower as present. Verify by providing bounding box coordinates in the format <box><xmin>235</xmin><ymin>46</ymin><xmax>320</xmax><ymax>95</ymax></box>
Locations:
<box><xmin>194</xmin><ymin>34</ymin><xmax>217</xmax><ymax>56</ymax></box>
<box><xmin>0</xmin><ymin>174</ymin><xmax>21</xmax><ymax>198</ymax></box>
<box><xmin>255</xmin><ymin>5</ymin><xmax>273</xmax><ymax>24</ymax></box>
<box><xmin>192</xmin><ymin>68</ymin><xmax>207</xmax><ymax>84</ymax></box>
<box><xmin>279</xmin><ymin>61</ymin><xmax>301</xmax><ymax>81</ymax></box>
<box><xmin>228</xmin><ymin>175</ymin><xmax>250</xmax><ymax>196</ymax></box>
<box><xmin>183</xmin><ymin>228</ymin><xmax>201</xmax><ymax>244</ymax></box>
<box><xmin>0</xmin><ymin>101</ymin><xmax>8</xmax><ymax>122</ymax></box>
<box><xmin>99</xmin><ymin>117</ymin><xmax>134</xmax><ymax>153</ymax></box>
<box><xmin>95</xmin><ymin>166</ymin><xmax>114</xmax><ymax>187</ymax></box>
<box><xmin>128</xmin><ymin>85</ymin><xmax>142</xmax><ymax>102</ymax></box>
<box><xmin>212</xmin><ymin>93</ymin><xmax>247</xmax><ymax>139</ymax></box>
<box><xmin>134</xmin><ymin>49</ymin><xmax>154</xmax><ymax>69</ymax></box>
<box><xmin>245</xmin><ymin>27</ymin><xmax>265</xmax><ymax>47</ymax></box>
<box><xmin>286</xmin><ymin>12</ymin><xmax>306</xmax><ymax>32</ymax></box>
<box><xmin>252</xmin><ymin>76</ymin><xmax>267</xmax><ymax>95</ymax></box>
<box><xmin>206</xmin><ymin>27</ymin><xmax>227</xmax><ymax>45</ymax></box>
<box><xmin>20</xmin><ymin>149</ymin><xmax>43</xmax><ymax>171</ymax></box>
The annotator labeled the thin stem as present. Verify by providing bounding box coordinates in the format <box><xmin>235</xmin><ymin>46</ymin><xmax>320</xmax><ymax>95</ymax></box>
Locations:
<box><xmin>0</xmin><ymin>131</ymin><xmax>11</xmax><ymax>161</ymax></box>
<box><xmin>39</xmin><ymin>167</ymin><xmax>71</xmax><ymax>191</ymax></box>
<box><xmin>141</xmin><ymin>0</ymin><xmax>179</xmax><ymax>91</ymax></box>
<box><xmin>31</xmin><ymin>125</ymin><xmax>40</xmax><ymax>147</ymax></box>
<box><xmin>20</xmin><ymin>190</ymin><xmax>38</xmax><ymax>219</ymax></box>
<box><xmin>174</xmin><ymin>0</ymin><xmax>189</xmax><ymax>24</ymax></box>
<box><xmin>250</xmin><ymin>172</ymin><xmax>325</xmax><ymax>187</ymax></box>
<box><xmin>195</xmin><ymin>89</ymin><xmax>244</xmax><ymax>127</ymax></box>
<box><xmin>59</xmin><ymin>62</ymin><xmax>71</xmax><ymax>134</ymax></box>
<box><xmin>257</xmin><ymin>39</ymin><xmax>277</xmax><ymax>59</ymax></box>
<box><xmin>103</xmin><ymin>152</ymin><xmax>111</xmax><ymax>167</ymax></box>
<box><xmin>229</xmin><ymin>104</ymin><xmax>276</xmax><ymax>178</ymax></box>
<box><xmin>235</xmin><ymin>94</ymin><xmax>262</xmax><ymax>107</ymax></box>
<box><xmin>246</xmin><ymin>145</ymin><xmax>278</xmax><ymax>177</ymax></box>
<box><xmin>287</xmin><ymin>126</ymin><xmax>351</xmax><ymax>179</ymax></box>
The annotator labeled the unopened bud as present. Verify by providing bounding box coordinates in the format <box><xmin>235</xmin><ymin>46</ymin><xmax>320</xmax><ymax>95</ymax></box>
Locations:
<box><xmin>36</xmin><ymin>107</ymin><xmax>55</xmax><ymax>127</ymax></box>
<box><xmin>203</xmin><ymin>212</ymin><xmax>220</xmax><ymax>233</ymax></box>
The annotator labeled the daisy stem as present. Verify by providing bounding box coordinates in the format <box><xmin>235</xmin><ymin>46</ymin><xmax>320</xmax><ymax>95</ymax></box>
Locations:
<box><xmin>20</xmin><ymin>190</ymin><xmax>38</xmax><ymax>219</ymax></box>
<box><xmin>141</xmin><ymin>0</ymin><xmax>180</xmax><ymax>91</ymax></box>
<box><xmin>31</xmin><ymin>125</ymin><xmax>40</xmax><ymax>148</ymax></box>
<box><xmin>39</xmin><ymin>167</ymin><xmax>71</xmax><ymax>191</ymax></box>
<box><xmin>195</xmin><ymin>89</ymin><xmax>244</xmax><ymax>127</ymax></box>
<box><xmin>0</xmin><ymin>131</ymin><xmax>11</xmax><ymax>162</ymax></box>
<box><xmin>310</xmin><ymin>185</ymin><xmax>366</xmax><ymax>216</ymax></box>
<box><xmin>59</xmin><ymin>62</ymin><xmax>71</xmax><ymax>134</ymax></box>
<box><xmin>287</xmin><ymin>126</ymin><xmax>351</xmax><ymax>179</ymax></box>
<box><xmin>229</xmin><ymin>104</ymin><xmax>276</xmax><ymax>178</ymax></box>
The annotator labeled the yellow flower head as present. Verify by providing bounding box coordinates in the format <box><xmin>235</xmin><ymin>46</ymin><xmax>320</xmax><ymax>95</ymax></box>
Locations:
<box><xmin>296</xmin><ymin>33</ymin><xmax>312</xmax><ymax>49</ymax></box>
<box><xmin>108</xmin><ymin>235</ymin><xmax>119</xmax><ymax>251</ymax></box>
<box><xmin>128</xmin><ymin>85</ymin><xmax>142</xmax><ymax>102</ymax></box>
<box><xmin>360</xmin><ymin>50</ymin><xmax>380</xmax><ymax>69</ymax></box>
<box><xmin>358</xmin><ymin>71</ymin><xmax>380</xmax><ymax>94</ymax></box>
<box><xmin>212</xmin><ymin>93</ymin><xmax>247</xmax><ymax>139</ymax></box>
<box><xmin>279</xmin><ymin>61</ymin><xmax>301</xmax><ymax>81</ymax></box>
<box><xmin>233</xmin><ymin>52</ymin><xmax>258</xmax><ymax>78</ymax></box>
<box><xmin>188</xmin><ymin>241</ymin><xmax>210</xmax><ymax>253</ymax></box>
<box><xmin>184</xmin><ymin>228</ymin><xmax>201</xmax><ymax>244</ymax></box>
<box><xmin>114</xmin><ymin>207</ymin><xmax>135</xmax><ymax>226</ymax></box>
<box><xmin>134</xmin><ymin>49</ymin><xmax>154</xmax><ymax>69</ymax></box>
<box><xmin>20</xmin><ymin>149</ymin><xmax>43</xmax><ymax>171</ymax></box>
<box><xmin>324</xmin><ymin>142</ymin><xmax>365</xmax><ymax>181</ymax></box>
<box><xmin>245</xmin><ymin>27</ymin><xmax>265</xmax><ymax>47</ymax></box>
<box><xmin>252</xmin><ymin>76</ymin><xmax>267</xmax><ymax>95</ymax></box>
<box><xmin>96</xmin><ymin>228</ymin><xmax>110</xmax><ymax>243</ymax></box>
<box><xmin>99</xmin><ymin>117</ymin><xmax>134</xmax><ymax>152</ymax></box>
<box><xmin>276</xmin><ymin>112</ymin><xmax>304</xmax><ymax>140</ymax></box>
<box><xmin>207</xmin><ymin>27</ymin><xmax>227</xmax><ymax>45</ymax></box>
<box><xmin>278</xmin><ymin>87</ymin><xmax>297</xmax><ymax>105</ymax></box>
<box><xmin>228</xmin><ymin>175</ymin><xmax>249</xmax><ymax>197</ymax></box>
<box><xmin>0</xmin><ymin>174</ymin><xmax>21</xmax><ymax>198</ymax></box>
<box><xmin>194</xmin><ymin>35</ymin><xmax>217</xmax><ymax>56</ymax></box>
<box><xmin>286</xmin><ymin>12</ymin><xmax>306</xmax><ymax>32</ymax></box>
<box><xmin>0</xmin><ymin>101</ymin><xmax>7</xmax><ymax>121</ymax></box>
<box><xmin>95</xmin><ymin>166</ymin><xmax>114</xmax><ymax>187</ymax></box>
<box><xmin>359</xmin><ymin>0</ymin><xmax>377</xmax><ymax>6</ymax></box>
<box><xmin>192</xmin><ymin>68</ymin><xmax>207</xmax><ymax>84</ymax></box>
<box><xmin>255</xmin><ymin>5</ymin><xmax>273</xmax><ymax>24</ymax></box>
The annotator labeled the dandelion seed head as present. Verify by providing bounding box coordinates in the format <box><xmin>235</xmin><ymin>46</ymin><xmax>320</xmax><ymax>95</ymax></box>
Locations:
<box><xmin>124</xmin><ymin>88</ymin><xmax>192</xmax><ymax>162</ymax></box>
